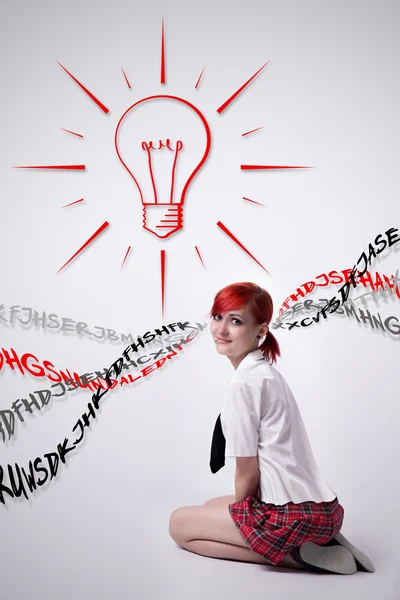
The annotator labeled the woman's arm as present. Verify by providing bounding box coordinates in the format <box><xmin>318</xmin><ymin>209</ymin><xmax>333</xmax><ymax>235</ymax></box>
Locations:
<box><xmin>234</xmin><ymin>456</ymin><xmax>260</xmax><ymax>502</ymax></box>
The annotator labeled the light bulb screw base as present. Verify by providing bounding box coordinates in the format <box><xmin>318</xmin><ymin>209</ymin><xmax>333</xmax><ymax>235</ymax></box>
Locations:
<box><xmin>142</xmin><ymin>204</ymin><xmax>183</xmax><ymax>239</ymax></box>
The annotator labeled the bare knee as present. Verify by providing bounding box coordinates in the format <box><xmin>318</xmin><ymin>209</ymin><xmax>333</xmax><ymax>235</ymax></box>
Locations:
<box><xmin>168</xmin><ymin>508</ymin><xmax>190</xmax><ymax>546</ymax></box>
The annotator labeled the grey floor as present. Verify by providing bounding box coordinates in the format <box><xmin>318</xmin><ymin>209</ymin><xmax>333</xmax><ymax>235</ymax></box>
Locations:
<box><xmin>154</xmin><ymin>527</ymin><xmax>396</xmax><ymax>600</ymax></box>
<box><xmin>1</xmin><ymin>495</ymin><xmax>398</xmax><ymax>600</ymax></box>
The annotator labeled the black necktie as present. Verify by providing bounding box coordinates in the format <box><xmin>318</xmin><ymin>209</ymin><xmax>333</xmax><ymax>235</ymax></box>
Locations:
<box><xmin>210</xmin><ymin>413</ymin><xmax>226</xmax><ymax>473</ymax></box>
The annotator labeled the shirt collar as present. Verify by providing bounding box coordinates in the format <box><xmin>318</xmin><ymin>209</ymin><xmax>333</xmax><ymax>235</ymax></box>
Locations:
<box><xmin>235</xmin><ymin>348</ymin><xmax>266</xmax><ymax>372</ymax></box>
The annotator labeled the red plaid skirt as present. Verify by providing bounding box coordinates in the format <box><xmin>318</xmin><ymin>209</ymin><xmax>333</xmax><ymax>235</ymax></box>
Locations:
<box><xmin>229</xmin><ymin>495</ymin><xmax>344</xmax><ymax>566</ymax></box>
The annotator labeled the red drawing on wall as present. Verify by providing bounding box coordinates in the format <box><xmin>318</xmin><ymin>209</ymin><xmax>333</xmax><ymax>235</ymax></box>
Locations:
<box><xmin>12</xmin><ymin>18</ymin><xmax>312</xmax><ymax>314</ymax></box>
<box><xmin>114</xmin><ymin>95</ymin><xmax>211</xmax><ymax>239</ymax></box>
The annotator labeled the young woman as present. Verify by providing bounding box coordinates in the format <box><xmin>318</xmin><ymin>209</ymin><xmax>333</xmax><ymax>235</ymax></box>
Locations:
<box><xmin>169</xmin><ymin>282</ymin><xmax>374</xmax><ymax>574</ymax></box>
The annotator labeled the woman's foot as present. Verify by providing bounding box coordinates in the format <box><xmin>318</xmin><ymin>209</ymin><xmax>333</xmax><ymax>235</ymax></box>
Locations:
<box><xmin>290</xmin><ymin>542</ymin><xmax>357</xmax><ymax>575</ymax></box>
<box><xmin>321</xmin><ymin>533</ymin><xmax>375</xmax><ymax>573</ymax></box>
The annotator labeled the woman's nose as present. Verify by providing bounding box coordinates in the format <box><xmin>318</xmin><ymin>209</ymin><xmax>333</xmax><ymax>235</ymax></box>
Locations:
<box><xmin>217</xmin><ymin>322</ymin><xmax>229</xmax><ymax>335</ymax></box>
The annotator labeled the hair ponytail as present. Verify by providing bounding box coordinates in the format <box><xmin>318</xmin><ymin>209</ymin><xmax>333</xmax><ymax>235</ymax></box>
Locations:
<box><xmin>258</xmin><ymin>330</ymin><xmax>281</xmax><ymax>365</ymax></box>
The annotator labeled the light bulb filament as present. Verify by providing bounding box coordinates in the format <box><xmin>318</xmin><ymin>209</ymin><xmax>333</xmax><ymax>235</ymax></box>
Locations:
<box><xmin>141</xmin><ymin>139</ymin><xmax>183</xmax><ymax>151</ymax></box>
<box><xmin>141</xmin><ymin>139</ymin><xmax>184</xmax><ymax>203</ymax></box>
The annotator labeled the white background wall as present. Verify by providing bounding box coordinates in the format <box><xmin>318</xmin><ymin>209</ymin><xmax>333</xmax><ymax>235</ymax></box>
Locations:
<box><xmin>1</xmin><ymin>0</ymin><xmax>399</xmax><ymax>598</ymax></box>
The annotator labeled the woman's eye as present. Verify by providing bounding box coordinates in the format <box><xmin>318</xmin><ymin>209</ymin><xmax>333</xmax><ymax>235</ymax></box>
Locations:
<box><xmin>213</xmin><ymin>315</ymin><xmax>241</xmax><ymax>324</ymax></box>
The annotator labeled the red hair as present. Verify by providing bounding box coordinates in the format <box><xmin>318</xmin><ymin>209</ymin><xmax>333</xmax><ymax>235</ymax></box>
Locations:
<box><xmin>207</xmin><ymin>282</ymin><xmax>281</xmax><ymax>365</ymax></box>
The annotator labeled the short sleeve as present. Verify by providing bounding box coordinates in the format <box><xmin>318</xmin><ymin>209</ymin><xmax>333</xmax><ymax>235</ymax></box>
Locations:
<box><xmin>222</xmin><ymin>382</ymin><xmax>261</xmax><ymax>457</ymax></box>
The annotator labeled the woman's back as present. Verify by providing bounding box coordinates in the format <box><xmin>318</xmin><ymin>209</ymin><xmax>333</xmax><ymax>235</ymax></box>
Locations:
<box><xmin>220</xmin><ymin>348</ymin><xmax>337</xmax><ymax>505</ymax></box>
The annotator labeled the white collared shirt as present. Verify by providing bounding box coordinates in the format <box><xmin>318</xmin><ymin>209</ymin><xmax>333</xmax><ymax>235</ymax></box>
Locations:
<box><xmin>220</xmin><ymin>348</ymin><xmax>337</xmax><ymax>505</ymax></box>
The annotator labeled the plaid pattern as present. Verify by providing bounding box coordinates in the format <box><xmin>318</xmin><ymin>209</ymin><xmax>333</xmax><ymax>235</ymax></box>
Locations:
<box><xmin>229</xmin><ymin>495</ymin><xmax>344</xmax><ymax>566</ymax></box>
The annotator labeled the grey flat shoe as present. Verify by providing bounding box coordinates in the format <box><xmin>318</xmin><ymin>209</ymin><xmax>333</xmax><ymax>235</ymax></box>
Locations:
<box><xmin>290</xmin><ymin>541</ymin><xmax>357</xmax><ymax>574</ymax></box>
<box><xmin>321</xmin><ymin>532</ymin><xmax>375</xmax><ymax>573</ymax></box>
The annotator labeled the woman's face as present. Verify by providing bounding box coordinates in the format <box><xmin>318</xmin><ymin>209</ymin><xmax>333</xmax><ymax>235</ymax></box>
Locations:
<box><xmin>210</xmin><ymin>302</ymin><xmax>268</xmax><ymax>364</ymax></box>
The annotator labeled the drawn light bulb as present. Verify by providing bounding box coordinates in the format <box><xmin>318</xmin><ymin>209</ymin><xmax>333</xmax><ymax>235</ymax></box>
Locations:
<box><xmin>115</xmin><ymin>95</ymin><xmax>212</xmax><ymax>239</ymax></box>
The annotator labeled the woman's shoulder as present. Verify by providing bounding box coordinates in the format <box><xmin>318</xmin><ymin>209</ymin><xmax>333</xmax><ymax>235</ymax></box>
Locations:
<box><xmin>231</xmin><ymin>360</ymin><xmax>277</xmax><ymax>388</ymax></box>
<box><xmin>231</xmin><ymin>363</ymin><xmax>294</xmax><ymax>401</ymax></box>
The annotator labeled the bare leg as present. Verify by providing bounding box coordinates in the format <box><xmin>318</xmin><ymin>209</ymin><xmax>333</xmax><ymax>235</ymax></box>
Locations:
<box><xmin>202</xmin><ymin>495</ymin><xmax>236</xmax><ymax>507</ymax></box>
<box><xmin>182</xmin><ymin>539</ymin><xmax>306</xmax><ymax>569</ymax></box>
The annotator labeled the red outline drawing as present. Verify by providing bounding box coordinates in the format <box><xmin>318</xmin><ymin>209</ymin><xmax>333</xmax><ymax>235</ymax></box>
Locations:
<box><xmin>195</xmin><ymin>67</ymin><xmax>205</xmax><ymax>89</ymax></box>
<box><xmin>217</xmin><ymin>221</ymin><xmax>270</xmax><ymax>274</ymax></box>
<box><xmin>121</xmin><ymin>67</ymin><xmax>131</xmax><ymax>89</ymax></box>
<box><xmin>243</xmin><ymin>197</ymin><xmax>265</xmax><ymax>207</ymax></box>
<box><xmin>161</xmin><ymin>18</ymin><xmax>166</xmax><ymax>84</ymax></box>
<box><xmin>195</xmin><ymin>246</ymin><xmax>205</xmax><ymax>267</ymax></box>
<box><xmin>13</xmin><ymin>165</ymin><xmax>85</xmax><ymax>170</ymax></box>
<box><xmin>161</xmin><ymin>250</ymin><xmax>166</xmax><ymax>316</ymax></box>
<box><xmin>115</xmin><ymin>95</ymin><xmax>212</xmax><ymax>239</ymax></box>
<box><xmin>61</xmin><ymin>129</ymin><xmax>84</xmax><ymax>138</ymax></box>
<box><xmin>62</xmin><ymin>198</ymin><xmax>84</xmax><ymax>208</ymax></box>
<box><xmin>241</xmin><ymin>165</ymin><xmax>311</xmax><ymax>170</ymax></box>
<box><xmin>242</xmin><ymin>126</ymin><xmax>264</xmax><ymax>137</ymax></box>
<box><xmin>57</xmin><ymin>62</ymin><xmax>110</xmax><ymax>114</ymax></box>
<box><xmin>121</xmin><ymin>246</ymin><xmax>132</xmax><ymax>268</ymax></box>
<box><xmin>12</xmin><ymin>19</ymin><xmax>315</xmax><ymax>316</ymax></box>
<box><xmin>57</xmin><ymin>221</ymin><xmax>110</xmax><ymax>273</ymax></box>
<box><xmin>217</xmin><ymin>62</ymin><xmax>269</xmax><ymax>114</ymax></box>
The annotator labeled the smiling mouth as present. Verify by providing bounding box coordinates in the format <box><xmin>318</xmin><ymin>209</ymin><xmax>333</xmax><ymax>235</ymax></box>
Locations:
<box><xmin>216</xmin><ymin>339</ymin><xmax>231</xmax><ymax>343</ymax></box>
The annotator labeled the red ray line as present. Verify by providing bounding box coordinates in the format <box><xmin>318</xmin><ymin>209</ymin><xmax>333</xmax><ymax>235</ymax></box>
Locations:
<box><xmin>121</xmin><ymin>245</ymin><xmax>132</xmax><ymax>268</ymax></box>
<box><xmin>57</xmin><ymin>221</ymin><xmax>110</xmax><ymax>273</ymax></box>
<box><xmin>61</xmin><ymin>128</ymin><xmax>84</xmax><ymax>138</ymax></box>
<box><xmin>195</xmin><ymin>246</ymin><xmax>205</xmax><ymax>267</ymax></box>
<box><xmin>241</xmin><ymin>165</ymin><xmax>311</xmax><ymax>170</ymax></box>
<box><xmin>13</xmin><ymin>164</ymin><xmax>85</xmax><ymax>170</ymax></box>
<box><xmin>160</xmin><ymin>249</ymin><xmax>166</xmax><ymax>316</ymax></box>
<box><xmin>217</xmin><ymin>221</ymin><xmax>270</xmax><ymax>274</ymax></box>
<box><xmin>195</xmin><ymin>67</ymin><xmax>205</xmax><ymax>89</ymax></box>
<box><xmin>243</xmin><ymin>197</ymin><xmax>265</xmax><ymax>206</ymax></box>
<box><xmin>57</xmin><ymin>61</ymin><xmax>110</xmax><ymax>114</ymax></box>
<box><xmin>217</xmin><ymin>62</ymin><xmax>269</xmax><ymax>114</ymax></box>
<box><xmin>242</xmin><ymin>126</ymin><xmax>264</xmax><ymax>137</ymax></box>
<box><xmin>161</xmin><ymin>18</ymin><xmax>166</xmax><ymax>84</ymax></box>
<box><xmin>62</xmin><ymin>198</ymin><xmax>84</xmax><ymax>208</ymax></box>
<box><xmin>121</xmin><ymin>67</ymin><xmax>131</xmax><ymax>88</ymax></box>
